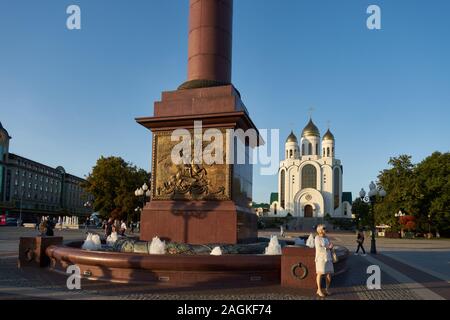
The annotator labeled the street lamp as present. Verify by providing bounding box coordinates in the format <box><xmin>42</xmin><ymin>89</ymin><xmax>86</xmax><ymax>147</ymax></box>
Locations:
<box><xmin>427</xmin><ymin>214</ymin><xmax>432</xmax><ymax>238</ymax></box>
<box><xmin>394</xmin><ymin>210</ymin><xmax>406</xmax><ymax>237</ymax></box>
<box><xmin>135</xmin><ymin>183</ymin><xmax>151</xmax><ymax>208</ymax></box>
<box><xmin>360</xmin><ymin>181</ymin><xmax>387</xmax><ymax>254</ymax></box>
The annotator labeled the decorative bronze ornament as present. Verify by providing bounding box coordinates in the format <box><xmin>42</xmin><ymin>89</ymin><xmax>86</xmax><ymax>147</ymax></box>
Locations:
<box><xmin>24</xmin><ymin>248</ymin><xmax>34</xmax><ymax>262</ymax></box>
<box><xmin>291</xmin><ymin>262</ymin><xmax>308</xmax><ymax>280</ymax></box>
<box><xmin>152</xmin><ymin>130</ymin><xmax>231</xmax><ymax>201</ymax></box>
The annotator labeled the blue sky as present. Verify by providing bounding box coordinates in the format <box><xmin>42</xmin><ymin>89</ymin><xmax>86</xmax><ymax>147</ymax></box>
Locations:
<box><xmin>1</xmin><ymin>0</ymin><xmax>449</xmax><ymax>203</ymax></box>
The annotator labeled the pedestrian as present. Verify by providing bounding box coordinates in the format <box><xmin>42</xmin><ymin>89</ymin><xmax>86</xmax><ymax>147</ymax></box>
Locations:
<box><xmin>120</xmin><ymin>220</ymin><xmax>127</xmax><ymax>236</ymax></box>
<box><xmin>46</xmin><ymin>218</ymin><xmax>55</xmax><ymax>237</ymax></box>
<box><xmin>130</xmin><ymin>221</ymin><xmax>135</xmax><ymax>234</ymax></box>
<box><xmin>315</xmin><ymin>224</ymin><xmax>334</xmax><ymax>297</ymax></box>
<box><xmin>355</xmin><ymin>231</ymin><xmax>366</xmax><ymax>256</ymax></box>
<box><xmin>105</xmin><ymin>218</ymin><xmax>113</xmax><ymax>238</ymax></box>
<box><xmin>280</xmin><ymin>225</ymin><xmax>285</xmax><ymax>238</ymax></box>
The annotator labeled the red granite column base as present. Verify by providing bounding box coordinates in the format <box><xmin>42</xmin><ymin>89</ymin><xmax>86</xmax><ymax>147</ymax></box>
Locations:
<box><xmin>18</xmin><ymin>236</ymin><xmax>63</xmax><ymax>268</ymax></box>
<box><xmin>139</xmin><ymin>200</ymin><xmax>257</xmax><ymax>245</ymax></box>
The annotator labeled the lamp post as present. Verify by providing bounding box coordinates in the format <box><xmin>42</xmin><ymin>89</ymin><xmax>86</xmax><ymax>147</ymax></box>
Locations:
<box><xmin>84</xmin><ymin>201</ymin><xmax>93</xmax><ymax>230</ymax></box>
<box><xmin>427</xmin><ymin>214</ymin><xmax>432</xmax><ymax>238</ymax></box>
<box><xmin>134</xmin><ymin>182</ymin><xmax>151</xmax><ymax>212</ymax></box>
<box><xmin>135</xmin><ymin>183</ymin><xmax>151</xmax><ymax>206</ymax></box>
<box><xmin>395</xmin><ymin>210</ymin><xmax>406</xmax><ymax>237</ymax></box>
<box><xmin>359</xmin><ymin>181</ymin><xmax>387</xmax><ymax>254</ymax></box>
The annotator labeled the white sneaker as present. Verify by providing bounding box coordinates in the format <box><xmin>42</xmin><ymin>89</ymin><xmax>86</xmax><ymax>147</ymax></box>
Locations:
<box><xmin>362</xmin><ymin>254</ymin><xmax>367</xmax><ymax>256</ymax></box>
<box><xmin>354</xmin><ymin>252</ymin><xmax>358</xmax><ymax>255</ymax></box>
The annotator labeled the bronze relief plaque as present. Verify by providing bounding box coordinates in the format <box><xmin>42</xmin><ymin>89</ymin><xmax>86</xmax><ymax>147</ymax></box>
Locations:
<box><xmin>152</xmin><ymin>130</ymin><xmax>231</xmax><ymax>201</ymax></box>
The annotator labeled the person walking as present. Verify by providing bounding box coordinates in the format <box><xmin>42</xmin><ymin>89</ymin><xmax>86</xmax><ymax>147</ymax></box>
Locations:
<box><xmin>105</xmin><ymin>218</ymin><xmax>113</xmax><ymax>238</ymax></box>
<box><xmin>120</xmin><ymin>220</ymin><xmax>127</xmax><ymax>236</ymax></box>
<box><xmin>315</xmin><ymin>224</ymin><xmax>334</xmax><ymax>298</ymax></box>
<box><xmin>355</xmin><ymin>231</ymin><xmax>366</xmax><ymax>256</ymax></box>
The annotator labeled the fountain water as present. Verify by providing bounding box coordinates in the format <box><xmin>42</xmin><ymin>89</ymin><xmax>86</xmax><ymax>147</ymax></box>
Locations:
<box><xmin>149</xmin><ymin>237</ymin><xmax>166</xmax><ymax>255</ymax></box>
<box><xmin>264</xmin><ymin>235</ymin><xmax>282</xmax><ymax>255</ymax></box>
<box><xmin>82</xmin><ymin>233</ymin><xmax>102</xmax><ymax>251</ymax></box>
<box><xmin>306</xmin><ymin>233</ymin><xmax>315</xmax><ymax>248</ymax></box>
<box><xmin>210</xmin><ymin>246</ymin><xmax>223</xmax><ymax>256</ymax></box>
<box><xmin>106</xmin><ymin>232</ymin><xmax>118</xmax><ymax>246</ymax></box>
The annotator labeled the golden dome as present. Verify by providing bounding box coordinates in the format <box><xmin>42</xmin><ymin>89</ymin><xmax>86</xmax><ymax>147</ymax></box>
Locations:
<box><xmin>286</xmin><ymin>131</ymin><xmax>298</xmax><ymax>143</ymax></box>
<box><xmin>323</xmin><ymin>129</ymin><xmax>335</xmax><ymax>141</ymax></box>
<box><xmin>302</xmin><ymin>118</ymin><xmax>320</xmax><ymax>137</ymax></box>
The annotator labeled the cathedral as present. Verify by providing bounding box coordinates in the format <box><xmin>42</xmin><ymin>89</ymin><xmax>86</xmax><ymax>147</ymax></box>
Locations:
<box><xmin>270</xmin><ymin>118</ymin><xmax>352</xmax><ymax>221</ymax></box>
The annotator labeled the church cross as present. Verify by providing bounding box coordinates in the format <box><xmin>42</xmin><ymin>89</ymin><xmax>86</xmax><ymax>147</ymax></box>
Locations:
<box><xmin>308</xmin><ymin>107</ymin><xmax>315</xmax><ymax>118</ymax></box>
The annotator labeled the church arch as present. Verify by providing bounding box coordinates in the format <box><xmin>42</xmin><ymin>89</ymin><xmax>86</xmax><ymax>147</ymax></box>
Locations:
<box><xmin>333</xmin><ymin>167</ymin><xmax>340</xmax><ymax>210</ymax></box>
<box><xmin>301</xmin><ymin>164</ymin><xmax>317</xmax><ymax>189</ymax></box>
<box><xmin>280</xmin><ymin>169</ymin><xmax>286</xmax><ymax>209</ymax></box>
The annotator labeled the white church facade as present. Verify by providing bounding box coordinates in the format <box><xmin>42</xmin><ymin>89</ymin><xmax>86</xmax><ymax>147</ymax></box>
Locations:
<box><xmin>270</xmin><ymin>118</ymin><xmax>352</xmax><ymax>220</ymax></box>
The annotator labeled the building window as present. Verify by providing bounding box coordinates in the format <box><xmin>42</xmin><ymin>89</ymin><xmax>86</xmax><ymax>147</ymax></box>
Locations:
<box><xmin>316</xmin><ymin>143</ymin><xmax>319</xmax><ymax>155</ymax></box>
<box><xmin>308</xmin><ymin>143</ymin><xmax>312</xmax><ymax>155</ymax></box>
<box><xmin>301</xmin><ymin>165</ymin><xmax>317</xmax><ymax>189</ymax></box>
<box><xmin>280</xmin><ymin>170</ymin><xmax>285</xmax><ymax>209</ymax></box>
<box><xmin>334</xmin><ymin>168</ymin><xmax>340</xmax><ymax>209</ymax></box>
<box><xmin>327</xmin><ymin>147</ymin><xmax>330</xmax><ymax>157</ymax></box>
<box><xmin>302</xmin><ymin>144</ymin><xmax>305</xmax><ymax>156</ymax></box>
<box><xmin>289</xmin><ymin>149</ymin><xmax>293</xmax><ymax>158</ymax></box>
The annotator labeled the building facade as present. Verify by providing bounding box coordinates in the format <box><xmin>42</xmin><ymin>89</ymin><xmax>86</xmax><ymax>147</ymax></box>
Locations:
<box><xmin>270</xmin><ymin>118</ymin><xmax>352</xmax><ymax>220</ymax></box>
<box><xmin>0</xmin><ymin>122</ymin><xmax>92</xmax><ymax>222</ymax></box>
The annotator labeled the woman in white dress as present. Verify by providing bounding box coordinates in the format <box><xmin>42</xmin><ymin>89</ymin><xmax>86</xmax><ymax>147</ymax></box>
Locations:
<box><xmin>315</xmin><ymin>224</ymin><xmax>334</xmax><ymax>297</ymax></box>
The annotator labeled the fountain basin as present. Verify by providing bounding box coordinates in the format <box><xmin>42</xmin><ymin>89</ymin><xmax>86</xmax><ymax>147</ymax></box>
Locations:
<box><xmin>45</xmin><ymin>240</ymin><xmax>349</xmax><ymax>288</ymax></box>
<box><xmin>46</xmin><ymin>243</ymin><xmax>281</xmax><ymax>287</ymax></box>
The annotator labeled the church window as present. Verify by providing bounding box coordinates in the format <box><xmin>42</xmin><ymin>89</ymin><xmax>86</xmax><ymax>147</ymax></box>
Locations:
<box><xmin>302</xmin><ymin>144</ymin><xmax>305</xmax><ymax>156</ymax></box>
<box><xmin>308</xmin><ymin>143</ymin><xmax>312</xmax><ymax>155</ymax></box>
<box><xmin>302</xmin><ymin>165</ymin><xmax>317</xmax><ymax>189</ymax></box>
<box><xmin>327</xmin><ymin>147</ymin><xmax>330</xmax><ymax>157</ymax></box>
<box><xmin>316</xmin><ymin>143</ymin><xmax>319</xmax><ymax>155</ymax></box>
<box><xmin>280</xmin><ymin>170</ymin><xmax>285</xmax><ymax>209</ymax></box>
<box><xmin>334</xmin><ymin>168</ymin><xmax>340</xmax><ymax>209</ymax></box>
<box><xmin>332</xmin><ymin>147</ymin><xmax>335</xmax><ymax>156</ymax></box>
<box><xmin>289</xmin><ymin>149</ymin><xmax>293</xmax><ymax>158</ymax></box>
<box><xmin>323</xmin><ymin>148</ymin><xmax>325</xmax><ymax>156</ymax></box>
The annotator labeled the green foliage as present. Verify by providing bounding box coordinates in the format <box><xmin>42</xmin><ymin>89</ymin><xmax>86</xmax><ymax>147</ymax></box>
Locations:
<box><xmin>375</xmin><ymin>152</ymin><xmax>450</xmax><ymax>235</ymax></box>
<box><xmin>351</xmin><ymin>197</ymin><xmax>371</xmax><ymax>228</ymax></box>
<box><xmin>327</xmin><ymin>217</ymin><xmax>356</xmax><ymax>231</ymax></box>
<box><xmin>81</xmin><ymin>156</ymin><xmax>150</xmax><ymax>221</ymax></box>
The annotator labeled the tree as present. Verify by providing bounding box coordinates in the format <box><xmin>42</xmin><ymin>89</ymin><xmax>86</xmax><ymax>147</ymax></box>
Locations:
<box><xmin>375</xmin><ymin>152</ymin><xmax>450</xmax><ymax>236</ymax></box>
<box><xmin>351</xmin><ymin>197</ymin><xmax>370</xmax><ymax>229</ymax></box>
<box><xmin>375</xmin><ymin>155</ymin><xmax>418</xmax><ymax>228</ymax></box>
<box><xmin>81</xmin><ymin>156</ymin><xmax>150</xmax><ymax>221</ymax></box>
<box><xmin>414</xmin><ymin>152</ymin><xmax>450</xmax><ymax>234</ymax></box>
